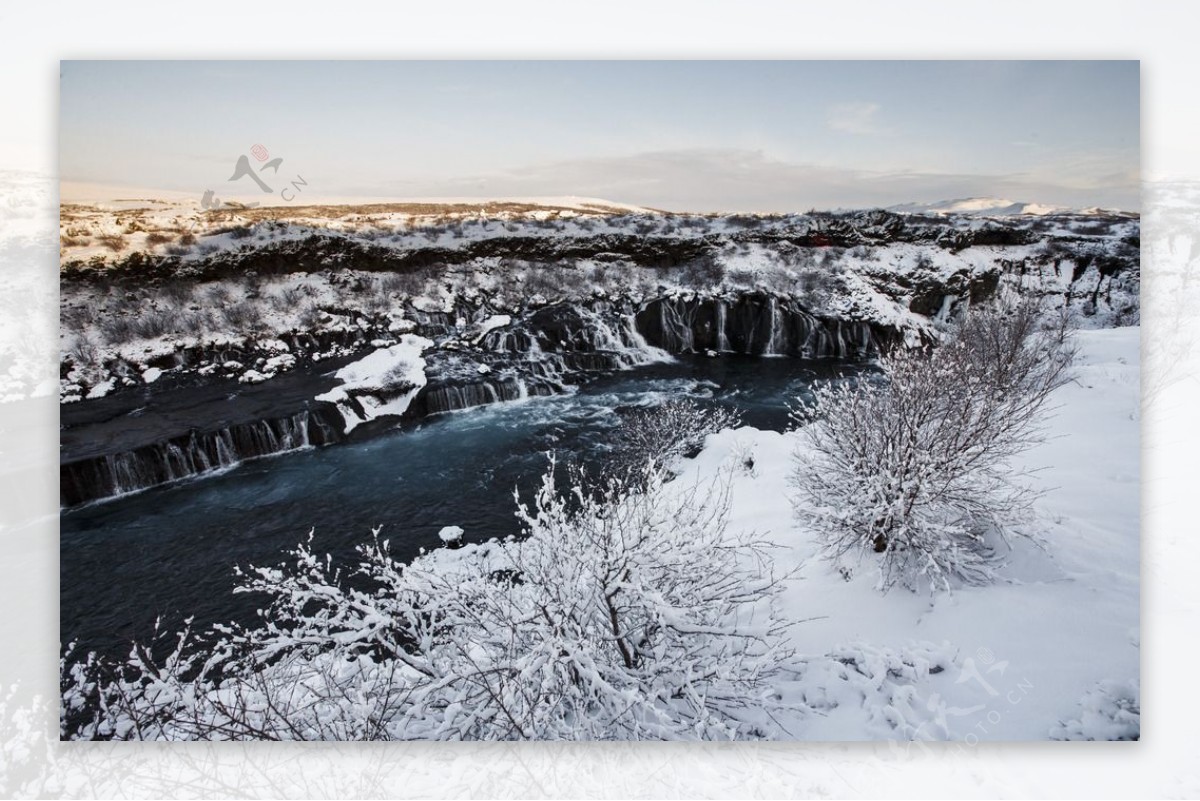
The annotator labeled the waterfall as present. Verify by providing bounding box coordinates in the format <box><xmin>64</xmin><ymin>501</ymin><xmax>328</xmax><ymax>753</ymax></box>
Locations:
<box><xmin>440</xmin><ymin>301</ymin><xmax>671</xmax><ymax>418</ymax></box>
<box><xmin>418</xmin><ymin>376</ymin><xmax>556</xmax><ymax>415</ymax></box>
<box><xmin>61</xmin><ymin>406</ymin><xmax>345</xmax><ymax>507</ymax></box>
<box><xmin>62</xmin><ymin>294</ymin><xmax>889</xmax><ymax>507</ymax></box>
<box><xmin>635</xmin><ymin>294</ymin><xmax>884</xmax><ymax>359</ymax></box>
<box><xmin>214</xmin><ymin>430</ymin><xmax>237</xmax><ymax>467</ymax></box>
<box><xmin>654</xmin><ymin>301</ymin><xmax>695</xmax><ymax>353</ymax></box>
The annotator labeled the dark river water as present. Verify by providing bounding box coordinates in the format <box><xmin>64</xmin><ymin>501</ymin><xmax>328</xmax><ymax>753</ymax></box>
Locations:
<box><xmin>60</xmin><ymin>355</ymin><xmax>868</xmax><ymax>661</ymax></box>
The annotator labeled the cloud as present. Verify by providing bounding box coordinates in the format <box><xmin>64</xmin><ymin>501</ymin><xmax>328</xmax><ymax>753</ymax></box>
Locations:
<box><xmin>353</xmin><ymin>148</ymin><xmax>1140</xmax><ymax>214</ymax></box>
<box><xmin>826</xmin><ymin>102</ymin><xmax>884</xmax><ymax>135</ymax></box>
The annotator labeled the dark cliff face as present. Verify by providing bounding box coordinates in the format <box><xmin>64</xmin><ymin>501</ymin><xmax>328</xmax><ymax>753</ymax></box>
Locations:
<box><xmin>634</xmin><ymin>295</ymin><xmax>887</xmax><ymax>359</ymax></box>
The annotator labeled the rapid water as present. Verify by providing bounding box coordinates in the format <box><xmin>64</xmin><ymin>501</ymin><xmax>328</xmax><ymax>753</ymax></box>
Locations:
<box><xmin>60</xmin><ymin>355</ymin><xmax>868</xmax><ymax>661</ymax></box>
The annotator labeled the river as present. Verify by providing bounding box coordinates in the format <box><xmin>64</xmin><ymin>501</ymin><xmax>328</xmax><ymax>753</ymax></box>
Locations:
<box><xmin>60</xmin><ymin>354</ymin><xmax>869</xmax><ymax>661</ymax></box>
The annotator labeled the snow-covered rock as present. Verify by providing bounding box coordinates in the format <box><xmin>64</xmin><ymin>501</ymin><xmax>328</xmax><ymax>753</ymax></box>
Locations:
<box><xmin>437</xmin><ymin>525</ymin><xmax>465</xmax><ymax>547</ymax></box>
<box><xmin>316</xmin><ymin>334</ymin><xmax>433</xmax><ymax>433</ymax></box>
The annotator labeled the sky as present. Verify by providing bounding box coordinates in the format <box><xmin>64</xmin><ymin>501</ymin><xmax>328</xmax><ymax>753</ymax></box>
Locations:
<box><xmin>59</xmin><ymin>60</ymin><xmax>1140</xmax><ymax>212</ymax></box>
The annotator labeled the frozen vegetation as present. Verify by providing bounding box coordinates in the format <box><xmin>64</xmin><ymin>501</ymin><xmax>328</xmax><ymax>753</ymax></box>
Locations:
<box><xmin>59</xmin><ymin>199</ymin><xmax>1138</xmax><ymax>406</ymax></box>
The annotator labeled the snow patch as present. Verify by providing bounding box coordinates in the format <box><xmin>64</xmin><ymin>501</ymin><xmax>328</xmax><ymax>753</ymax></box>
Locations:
<box><xmin>472</xmin><ymin>314</ymin><xmax>512</xmax><ymax>344</ymax></box>
<box><xmin>889</xmin><ymin>197</ymin><xmax>1069</xmax><ymax>216</ymax></box>
<box><xmin>676</xmin><ymin>327</ymin><xmax>1140</xmax><ymax>740</ymax></box>
<box><xmin>85</xmin><ymin>378</ymin><xmax>115</xmax><ymax>399</ymax></box>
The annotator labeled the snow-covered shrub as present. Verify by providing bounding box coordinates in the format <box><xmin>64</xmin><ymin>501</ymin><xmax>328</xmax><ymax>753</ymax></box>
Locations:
<box><xmin>221</xmin><ymin>301</ymin><xmax>264</xmax><ymax>331</ymax></box>
<box><xmin>1050</xmin><ymin>679</ymin><xmax>1140</xmax><ymax>741</ymax></box>
<box><xmin>66</xmin><ymin>333</ymin><xmax>101</xmax><ymax>371</ymax></box>
<box><xmin>61</xmin><ymin>459</ymin><xmax>791</xmax><ymax>741</ymax></box>
<box><xmin>730</xmin><ymin>438</ymin><xmax>759</xmax><ymax>477</ymax></box>
<box><xmin>611</xmin><ymin>398</ymin><xmax>741</xmax><ymax>480</ymax></box>
<box><xmin>679</xmin><ymin>255</ymin><xmax>726</xmax><ymax>287</ymax></box>
<box><xmin>789</xmin><ymin>301</ymin><xmax>1075</xmax><ymax>592</ymax></box>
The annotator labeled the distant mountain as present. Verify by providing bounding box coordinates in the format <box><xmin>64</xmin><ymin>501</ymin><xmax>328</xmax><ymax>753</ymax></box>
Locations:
<box><xmin>887</xmin><ymin>197</ymin><xmax>1133</xmax><ymax>217</ymax></box>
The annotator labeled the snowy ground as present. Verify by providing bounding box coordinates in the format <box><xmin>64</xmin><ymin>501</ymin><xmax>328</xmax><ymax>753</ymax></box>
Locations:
<box><xmin>674</xmin><ymin>325</ymin><xmax>1140</xmax><ymax>741</ymax></box>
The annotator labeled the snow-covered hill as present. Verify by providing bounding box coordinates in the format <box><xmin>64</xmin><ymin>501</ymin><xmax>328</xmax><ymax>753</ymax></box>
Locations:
<box><xmin>889</xmin><ymin>197</ymin><xmax>1134</xmax><ymax>218</ymax></box>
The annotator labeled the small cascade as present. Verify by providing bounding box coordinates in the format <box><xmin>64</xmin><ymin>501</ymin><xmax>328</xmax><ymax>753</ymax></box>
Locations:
<box><xmin>214</xmin><ymin>430</ymin><xmax>237</xmax><ymax>467</ymax></box>
<box><xmin>415</xmin><ymin>300</ymin><xmax>673</xmax><ymax>419</ymax></box>
<box><xmin>417</xmin><ymin>376</ymin><xmax>556</xmax><ymax>415</ymax></box>
<box><xmin>764</xmin><ymin>296</ymin><xmax>784</xmax><ymax>356</ymax></box>
<box><xmin>655</xmin><ymin>301</ymin><xmax>696</xmax><ymax>353</ymax></box>
<box><xmin>715</xmin><ymin>300</ymin><xmax>731</xmax><ymax>352</ymax></box>
<box><xmin>61</xmin><ymin>405</ymin><xmax>345</xmax><ymax>507</ymax></box>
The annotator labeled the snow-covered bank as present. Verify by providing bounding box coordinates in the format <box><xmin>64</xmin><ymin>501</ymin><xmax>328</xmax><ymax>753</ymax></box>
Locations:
<box><xmin>680</xmin><ymin>325</ymin><xmax>1139</xmax><ymax>741</ymax></box>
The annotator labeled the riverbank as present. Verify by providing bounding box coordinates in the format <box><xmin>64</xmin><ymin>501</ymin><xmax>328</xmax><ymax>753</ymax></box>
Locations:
<box><xmin>672</xmin><ymin>325</ymin><xmax>1139</xmax><ymax>740</ymax></box>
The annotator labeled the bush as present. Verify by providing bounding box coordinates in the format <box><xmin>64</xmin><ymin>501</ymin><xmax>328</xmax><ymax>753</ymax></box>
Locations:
<box><xmin>297</xmin><ymin>302</ymin><xmax>324</xmax><ymax>329</ymax></box>
<box><xmin>611</xmin><ymin>398</ymin><xmax>741</xmax><ymax>480</ymax></box>
<box><xmin>679</xmin><ymin>255</ymin><xmax>726</xmax><ymax>287</ymax></box>
<box><xmin>159</xmin><ymin>279</ymin><xmax>193</xmax><ymax>306</ymax></box>
<box><xmin>61</xmin><ymin>459</ymin><xmax>791</xmax><ymax>741</ymax></box>
<box><xmin>97</xmin><ymin>234</ymin><xmax>126</xmax><ymax>252</ymax></box>
<box><xmin>270</xmin><ymin>285</ymin><xmax>307</xmax><ymax>310</ymax></box>
<box><xmin>98</xmin><ymin>309</ymin><xmax>175</xmax><ymax>343</ymax></box>
<box><xmin>789</xmin><ymin>301</ymin><xmax>1075</xmax><ymax>593</ymax></box>
<box><xmin>379</xmin><ymin>270</ymin><xmax>429</xmax><ymax>298</ymax></box>
<box><xmin>726</xmin><ymin>214</ymin><xmax>763</xmax><ymax>229</ymax></box>
<box><xmin>222</xmin><ymin>301</ymin><xmax>263</xmax><ymax>330</ymax></box>
<box><xmin>520</xmin><ymin>264</ymin><xmax>567</xmax><ymax>298</ymax></box>
<box><xmin>68</xmin><ymin>334</ymin><xmax>101</xmax><ymax>369</ymax></box>
<box><xmin>205</xmin><ymin>284</ymin><xmax>234</xmax><ymax>306</ymax></box>
<box><xmin>215</xmin><ymin>225</ymin><xmax>254</xmax><ymax>239</ymax></box>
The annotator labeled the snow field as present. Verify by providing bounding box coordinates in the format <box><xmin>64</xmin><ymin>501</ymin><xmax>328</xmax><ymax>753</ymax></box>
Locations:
<box><xmin>668</xmin><ymin>326</ymin><xmax>1140</xmax><ymax>740</ymax></box>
